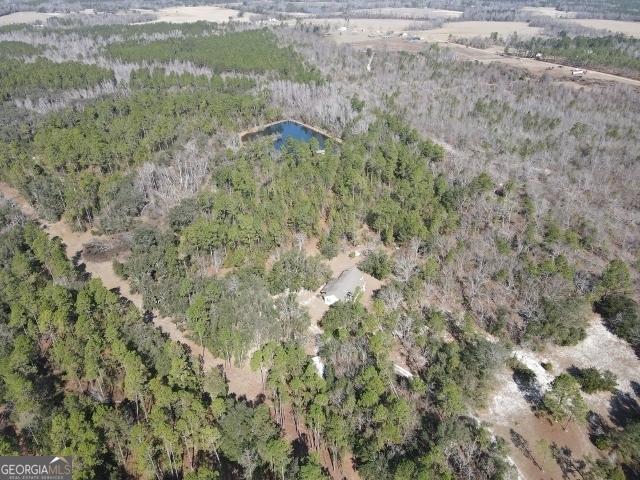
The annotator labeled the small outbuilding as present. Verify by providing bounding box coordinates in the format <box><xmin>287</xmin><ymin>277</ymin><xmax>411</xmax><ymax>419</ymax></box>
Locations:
<box><xmin>321</xmin><ymin>267</ymin><xmax>366</xmax><ymax>306</ymax></box>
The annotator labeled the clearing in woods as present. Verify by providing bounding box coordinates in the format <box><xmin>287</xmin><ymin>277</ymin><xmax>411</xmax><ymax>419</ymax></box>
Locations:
<box><xmin>478</xmin><ymin>316</ymin><xmax>640</xmax><ymax>479</ymax></box>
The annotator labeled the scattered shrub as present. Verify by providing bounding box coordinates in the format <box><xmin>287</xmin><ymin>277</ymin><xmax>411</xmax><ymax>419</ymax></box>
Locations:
<box><xmin>359</xmin><ymin>251</ymin><xmax>392</xmax><ymax>280</ymax></box>
<box><xmin>318</xmin><ymin>234</ymin><xmax>339</xmax><ymax>259</ymax></box>
<box><xmin>571</xmin><ymin>367</ymin><xmax>617</xmax><ymax>394</ymax></box>
<box><xmin>598</xmin><ymin>259</ymin><xmax>632</xmax><ymax>297</ymax></box>
<box><xmin>268</xmin><ymin>250</ymin><xmax>330</xmax><ymax>294</ymax></box>
<box><xmin>525</xmin><ymin>296</ymin><xmax>590</xmax><ymax>346</ymax></box>
<box><xmin>595</xmin><ymin>294</ymin><xmax>640</xmax><ymax>347</ymax></box>
<box><xmin>507</xmin><ymin>357</ymin><xmax>536</xmax><ymax>386</ymax></box>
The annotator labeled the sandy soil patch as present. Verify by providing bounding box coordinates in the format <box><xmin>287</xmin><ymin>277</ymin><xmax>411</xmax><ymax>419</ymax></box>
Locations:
<box><xmin>0</xmin><ymin>11</ymin><xmax>62</xmax><ymax>26</ymax></box>
<box><xmin>480</xmin><ymin>315</ymin><xmax>639</xmax><ymax>479</ymax></box>
<box><xmin>566</xmin><ymin>18</ymin><xmax>640</xmax><ymax>37</ymax></box>
<box><xmin>480</xmin><ymin>365</ymin><xmax>603</xmax><ymax>480</ymax></box>
<box><xmin>493</xmin><ymin>418</ymin><xmax>600</xmax><ymax>480</ymax></box>
<box><xmin>139</xmin><ymin>6</ymin><xmax>250</xmax><ymax>24</ymax></box>
<box><xmin>543</xmin><ymin>317</ymin><xmax>640</xmax><ymax>393</ymax></box>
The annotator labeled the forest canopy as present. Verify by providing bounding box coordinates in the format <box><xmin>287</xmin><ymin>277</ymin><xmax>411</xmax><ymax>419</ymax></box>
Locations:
<box><xmin>107</xmin><ymin>29</ymin><xmax>323</xmax><ymax>82</ymax></box>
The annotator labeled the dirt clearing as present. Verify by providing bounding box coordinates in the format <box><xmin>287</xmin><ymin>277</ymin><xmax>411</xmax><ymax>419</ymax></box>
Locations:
<box><xmin>479</xmin><ymin>315</ymin><xmax>640</xmax><ymax>479</ymax></box>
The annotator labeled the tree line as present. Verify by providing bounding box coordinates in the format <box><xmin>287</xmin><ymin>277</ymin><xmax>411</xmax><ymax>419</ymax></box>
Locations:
<box><xmin>107</xmin><ymin>29</ymin><xmax>323</xmax><ymax>83</ymax></box>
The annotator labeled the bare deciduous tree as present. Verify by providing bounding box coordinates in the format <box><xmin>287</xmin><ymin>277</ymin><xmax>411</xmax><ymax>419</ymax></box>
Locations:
<box><xmin>135</xmin><ymin>138</ymin><xmax>210</xmax><ymax>216</ymax></box>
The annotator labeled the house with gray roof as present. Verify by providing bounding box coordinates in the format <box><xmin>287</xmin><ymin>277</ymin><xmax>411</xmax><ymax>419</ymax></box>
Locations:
<box><xmin>320</xmin><ymin>267</ymin><xmax>366</xmax><ymax>306</ymax></box>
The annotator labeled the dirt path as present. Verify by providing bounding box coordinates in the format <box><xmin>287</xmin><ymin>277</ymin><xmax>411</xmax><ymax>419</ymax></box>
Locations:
<box><xmin>1</xmin><ymin>181</ymin><xmax>358</xmax><ymax>479</ymax></box>
<box><xmin>0</xmin><ymin>181</ymin><xmax>263</xmax><ymax>396</ymax></box>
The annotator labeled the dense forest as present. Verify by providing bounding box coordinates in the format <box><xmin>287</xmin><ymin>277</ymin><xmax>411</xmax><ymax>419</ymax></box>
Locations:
<box><xmin>107</xmin><ymin>29</ymin><xmax>323</xmax><ymax>83</ymax></box>
<box><xmin>0</xmin><ymin>57</ymin><xmax>115</xmax><ymax>101</ymax></box>
<box><xmin>0</xmin><ymin>9</ymin><xmax>639</xmax><ymax>480</ymax></box>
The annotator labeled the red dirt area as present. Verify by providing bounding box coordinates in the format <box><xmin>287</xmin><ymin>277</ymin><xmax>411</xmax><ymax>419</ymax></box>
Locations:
<box><xmin>493</xmin><ymin>414</ymin><xmax>603</xmax><ymax>480</ymax></box>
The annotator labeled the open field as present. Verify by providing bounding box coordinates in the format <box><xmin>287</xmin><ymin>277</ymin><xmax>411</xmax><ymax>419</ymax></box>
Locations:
<box><xmin>308</xmin><ymin>18</ymin><xmax>543</xmax><ymax>42</ymax></box>
<box><xmin>136</xmin><ymin>5</ymin><xmax>250</xmax><ymax>24</ymax></box>
<box><xmin>520</xmin><ymin>6</ymin><xmax>576</xmax><ymax>18</ymax></box>
<box><xmin>306</xmin><ymin>16</ymin><xmax>429</xmax><ymax>34</ymax></box>
<box><xmin>451</xmin><ymin>44</ymin><xmax>640</xmax><ymax>87</ymax></box>
<box><xmin>423</xmin><ymin>21</ymin><xmax>543</xmax><ymax>41</ymax></box>
<box><xmin>567</xmin><ymin>18</ymin><xmax>640</xmax><ymax>37</ymax></box>
<box><xmin>350</xmin><ymin>7</ymin><xmax>462</xmax><ymax>19</ymax></box>
<box><xmin>0</xmin><ymin>11</ymin><xmax>61</xmax><ymax>26</ymax></box>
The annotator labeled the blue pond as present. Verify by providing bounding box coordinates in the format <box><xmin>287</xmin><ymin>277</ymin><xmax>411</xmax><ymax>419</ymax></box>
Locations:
<box><xmin>242</xmin><ymin>121</ymin><xmax>327</xmax><ymax>150</ymax></box>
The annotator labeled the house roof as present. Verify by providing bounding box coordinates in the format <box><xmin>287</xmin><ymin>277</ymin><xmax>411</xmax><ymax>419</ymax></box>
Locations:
<box><xmin>321</xmin><ymin>267</ymin><xmax>365</xmax><ymax>300</ymax></box>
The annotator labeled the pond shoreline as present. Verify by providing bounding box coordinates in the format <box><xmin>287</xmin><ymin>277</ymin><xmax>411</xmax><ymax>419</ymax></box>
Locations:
<box><xmin>239</xmin><ymin>118</ymin><xmax>343</xmax><ymax>144</ymax></box>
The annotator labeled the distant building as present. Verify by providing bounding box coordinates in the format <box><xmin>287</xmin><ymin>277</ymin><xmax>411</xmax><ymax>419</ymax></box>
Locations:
<box><xmin>321</xmin><ymin>267</ymin><xmax>365</xmax><ymax>305</ymax></box>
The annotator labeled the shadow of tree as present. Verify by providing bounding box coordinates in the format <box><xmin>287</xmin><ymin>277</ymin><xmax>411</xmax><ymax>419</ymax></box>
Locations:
<box><xmin>609</xmin><ymin>389</ymin><xmax>640</xmax><ymax>428</ymax></box>
<box><xmin>586</xmin><ymin>410</ymin><xmax>610</xmax><ymax>445</ymax></box>
<box><xmin>631</xmin><ymin>381</ymin><xmax>640</xmax><ymax>398</ymax></box>
<box><xmin>510</xmin><ymin>429</ymin><xmax>543</xmax><ymax>471</ymax></box>
<box><xmin>512</xmin><ymin>371</ymin><xmax>543</xmax><ymax>409</ymax></box>
<box><xmin>550</xmin><ymin>442</ymin><xmax>586</xmax><ymax>479</ymax></box>
<box><xmin>292</xmin><ymin>434</ymin><xmax>310</xmax><ymax>459</ymax></box>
